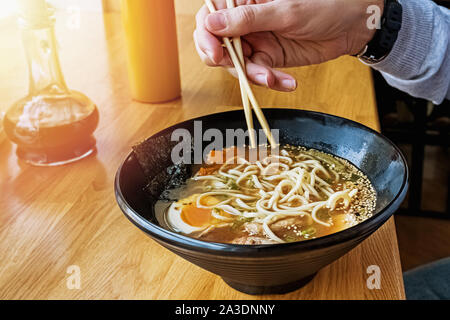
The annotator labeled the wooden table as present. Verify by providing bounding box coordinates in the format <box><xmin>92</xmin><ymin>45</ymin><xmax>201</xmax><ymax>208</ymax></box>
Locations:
<box><xmin>0</xmin><ymin>3</ymin><xmax>405</xmax><ymax>299</ymax></box>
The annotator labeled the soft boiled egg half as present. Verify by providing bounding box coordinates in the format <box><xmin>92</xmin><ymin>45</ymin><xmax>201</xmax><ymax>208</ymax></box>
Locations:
<box><xmin>166</xmin><ymin>194</ymin><xmax>235</xmax><ymax>235</ymax></box>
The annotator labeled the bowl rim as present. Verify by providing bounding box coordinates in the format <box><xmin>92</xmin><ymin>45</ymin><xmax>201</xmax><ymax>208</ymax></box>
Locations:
<box><xmin>114</xmin><ymin>108</ymin><xmax>409</xmax><ymax>256</ymax></box>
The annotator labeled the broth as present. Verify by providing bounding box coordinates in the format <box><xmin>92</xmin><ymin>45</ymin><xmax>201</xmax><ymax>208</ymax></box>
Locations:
<box><xmin>155</xmin><ymin>145</ymin><xmax>376</xmax><ymax>245</ymax></box>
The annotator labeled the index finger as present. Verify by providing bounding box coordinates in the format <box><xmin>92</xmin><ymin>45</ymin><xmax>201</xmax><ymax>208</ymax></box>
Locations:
<box><xmin>195</xmin><ymin>1</ymin><xmax>255</xmax><ymax>63</ymax></box>
<box><xmin>195</xmin><ymin>4</ymin><xmax>226</xmax><ymax>64</ymax></box>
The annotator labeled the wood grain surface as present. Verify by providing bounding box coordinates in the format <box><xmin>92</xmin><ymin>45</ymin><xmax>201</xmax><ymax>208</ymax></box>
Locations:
<box><xmin>0</xmin><ymin>2</ymin><xmax>405</xmax><ymax>299</ymax></box>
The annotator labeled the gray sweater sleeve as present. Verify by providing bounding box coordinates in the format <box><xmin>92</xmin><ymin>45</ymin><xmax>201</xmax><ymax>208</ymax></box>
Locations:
<box><xmin>369</xmin><ymin>0</ymin><xmax>450</xmax><ymax>105</ymax></box>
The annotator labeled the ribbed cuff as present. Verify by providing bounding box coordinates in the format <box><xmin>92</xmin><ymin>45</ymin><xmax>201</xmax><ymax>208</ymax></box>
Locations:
<box><xmin>370</xmin><ymin>0</ymin><xmax>435</xmax><ymax>78</ymax></box>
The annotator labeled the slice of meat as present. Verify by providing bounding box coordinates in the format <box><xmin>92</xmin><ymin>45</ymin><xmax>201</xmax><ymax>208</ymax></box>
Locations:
<box><xmin>244</xmin><ymin>222</ymin><xmax>263</xmax><ymax>236</ymax></box>
<box><xmin>232</xmin><ymin>236</ymin><xmax>277</xmax><ymax>245</ymax></box>
<box><xmin>270</xmin><ymin>216</ymin><xmax>312</xmax><ymax>233</ymax></box>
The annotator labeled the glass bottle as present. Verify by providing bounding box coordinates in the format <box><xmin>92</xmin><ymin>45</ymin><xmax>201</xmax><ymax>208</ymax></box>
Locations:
<box><xmin>3</xmin><ymin>0</ymin><xmax>99</xmax><ymax>166</ymax></box>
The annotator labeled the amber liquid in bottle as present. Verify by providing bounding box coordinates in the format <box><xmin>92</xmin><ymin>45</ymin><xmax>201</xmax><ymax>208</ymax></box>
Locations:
<box><xmin>3</xmin><ymin>0</ymin><xmax>98</xmax><ymax>166</ymax></box>
<box><xmin>4</xmin><ymin>92</ymin><xmax>99</xmax><ymax>165</ymax></box>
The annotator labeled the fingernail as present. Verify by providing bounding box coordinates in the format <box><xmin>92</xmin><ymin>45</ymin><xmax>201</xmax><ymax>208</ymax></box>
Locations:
<box><xmin>255</xmin><ymin>74</ymin><xmax>269</xmax><ymax>87</ymax></box>
<box><xmin>281</xmin><ymin>79</ymin><xmax>297</xmax><ymax>90</ymax></box>
<box><xmin>207</xmin><ymin>13</ymin><xmax>226</xmax><ymax>31</ymax></box>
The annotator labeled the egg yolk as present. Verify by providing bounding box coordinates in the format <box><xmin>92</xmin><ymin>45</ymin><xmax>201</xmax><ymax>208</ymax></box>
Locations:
<box><xmin>180</xmin><ymin>205</ymin><xmax>212</xmax><ymax>227</ymax></box>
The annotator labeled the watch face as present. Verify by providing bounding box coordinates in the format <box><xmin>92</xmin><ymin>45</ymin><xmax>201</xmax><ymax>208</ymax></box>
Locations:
<box><xmin>358</xmin><ymin>55</ymin><xmax>384</xmax><ymax>65</ymax></box>
<box><xmin>358</xmin><ymin>57</ymin><xmax>372</xmax><ymax>64</ymax></box>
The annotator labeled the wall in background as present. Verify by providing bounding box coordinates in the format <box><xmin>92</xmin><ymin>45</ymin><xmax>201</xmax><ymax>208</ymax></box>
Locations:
<box><xmin>41</xmin><ymin>0</ymin><xmax>204</xmax><ymax>14</ymax></box>
<box><xmin>176</xmin><ymin>0</ymin><xmax>204</xmax><ymax>14</ymax></box>
<box><xmin>102</xmin><ymin>0</ymin><xmax>120</xmax><ymax>12</ymax></box>
<box><xmin>48</xmin><ymin>0</ymin><xmax>103</xmax><ymax>11</ymax></box>
<box><xmin>101</xmin><ymin>0</ymin><xmax>205</xmax><ymax>14</ymax></box>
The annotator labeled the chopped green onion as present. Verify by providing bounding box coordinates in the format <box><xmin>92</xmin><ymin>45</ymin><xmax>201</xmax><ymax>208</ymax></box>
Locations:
<box><xmin>317</xmin><ymin>208</ymin><xmax>331</xmax><ymax>221</ymax></box>
<box><xmin>226</xmin><ymin>178</ymin><xmax>240</xmax><ymax>190</ymax></box>
<box><xmin>301</xmin><ymin>227</ymin><xmax>316</xmax><ymax>237</ymax></box>
<box><xmin>283</xmin><ymin>234</ymin><xmax>298</xmax><ymax>243</ymax></box>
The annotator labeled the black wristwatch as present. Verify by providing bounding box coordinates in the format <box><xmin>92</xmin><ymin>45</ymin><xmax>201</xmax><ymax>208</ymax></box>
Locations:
<box><xmin>357</xmin><ymin>0</ymin><xmax>403</xmax><ymax>64</ymax></box>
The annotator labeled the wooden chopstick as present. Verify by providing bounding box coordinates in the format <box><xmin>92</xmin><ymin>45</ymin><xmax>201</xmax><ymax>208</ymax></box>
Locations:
<box><xmin>225</xmin><ymin>0</ymin><xmax>256</xmax><ymax>148</ymax></box>
<box><xmin>204</xmin><ymin>0</ymin><xmax>277</xmax><ymax>147</ymax></box>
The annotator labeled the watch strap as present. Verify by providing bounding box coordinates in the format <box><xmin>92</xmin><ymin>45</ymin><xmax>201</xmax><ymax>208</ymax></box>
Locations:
<box><xmin>359</xmin><ymin>0</ymin><xmax>403</xmax><ymax>63</ymax></box>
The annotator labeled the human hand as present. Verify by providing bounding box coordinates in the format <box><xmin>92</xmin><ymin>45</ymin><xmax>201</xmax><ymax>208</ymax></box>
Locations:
<box><xmin>194</xmin><ymin>0</ymin><xmax>384</xmax><ymax>91</ymax></box>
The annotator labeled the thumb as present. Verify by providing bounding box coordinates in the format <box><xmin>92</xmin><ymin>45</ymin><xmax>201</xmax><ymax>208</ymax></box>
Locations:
<box><xmin>205</xmin><ymin>3</ymin><xmax>285</xmax><ymax>37</ymax></box>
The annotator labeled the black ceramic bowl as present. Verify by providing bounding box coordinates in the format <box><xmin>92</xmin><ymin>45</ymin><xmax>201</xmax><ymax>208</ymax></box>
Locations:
<box><xmin>114</xmin><ymin>109</ymin><xmax>408</xmax><ymax>295</ymax></box>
